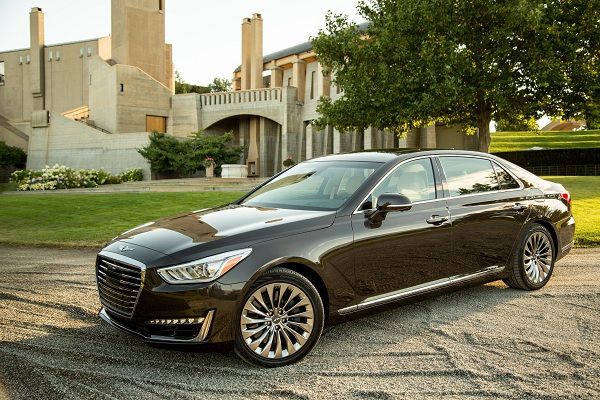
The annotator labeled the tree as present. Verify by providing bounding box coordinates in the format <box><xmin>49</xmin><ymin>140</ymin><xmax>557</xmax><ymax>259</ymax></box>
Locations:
<box><xmin>208</xmin><ymin>77</ymin><xmax>232</xmax><ymax>93</ymax></box>
<box><xmin>312</xmin><ymin>0</ymin><xmax>599</xmax><ymax>152</ymax></box>
<box><xmin>495</xmin><ymin>116</ymin><xmax>539</xmax><ymax>132</ymax></box>
<box><xmin>175</xmin><ymin>70</ymin><xmax>210</xmax><ymax>95</ymax></box>
<box><xmin>138</xmin><ymin>132</ymin><xmax>243</xmax><ymax>177</ymax></box>
<box><xmin>0</xmin><ymin>141</ymin><xmax>26</xmax><ymax>169</ymax></box>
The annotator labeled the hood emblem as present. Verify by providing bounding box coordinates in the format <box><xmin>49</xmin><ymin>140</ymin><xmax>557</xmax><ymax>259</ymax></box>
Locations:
<box><xmin>119</xmin><ymin>245</ymin><xmax>135</xmax><ymax>252</ymax></box>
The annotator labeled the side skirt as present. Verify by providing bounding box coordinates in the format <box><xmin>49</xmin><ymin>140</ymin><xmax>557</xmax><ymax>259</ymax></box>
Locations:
<box><xmin>338</xmin><ymin>265</ymin><xmax>505</xmax><ymax>315</ymax></box>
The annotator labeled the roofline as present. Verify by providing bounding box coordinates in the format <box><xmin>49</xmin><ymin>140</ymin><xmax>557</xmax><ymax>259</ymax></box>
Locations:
<box><xmin>233</xmin><ymin>21</ymin><xmax>370</xmax><ymax>73</ymax></box>
<box><xmin>0</xmin><ymin>36</ymin><xmax>108</xmax><ymax>55</ymax></box>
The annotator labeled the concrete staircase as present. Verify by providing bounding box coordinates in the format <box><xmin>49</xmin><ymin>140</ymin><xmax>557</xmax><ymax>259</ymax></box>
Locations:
<box><xmin>0</xmin><ymin>114</ymin><xmax>29</xmax><ymax>142</ymax></box>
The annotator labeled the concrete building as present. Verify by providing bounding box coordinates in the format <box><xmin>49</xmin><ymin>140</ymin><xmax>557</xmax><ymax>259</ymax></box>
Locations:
<box><xmin>169</xmin><ymin>16</ymin><xmax>475</xmax><ymax>177</ymax></box>
<box><xmin>0</xmin><ymin>4</ymin><xmax>474</xmax><ymax>180</ymax></box>
<box><xmin>0</xmin><ymin>1</ymin><xmax>174</xmax><ymax>177</ymax></box>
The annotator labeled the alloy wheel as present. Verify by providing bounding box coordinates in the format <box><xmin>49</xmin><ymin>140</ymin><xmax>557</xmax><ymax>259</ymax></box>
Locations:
<box><xmin>523</xmin><ymin>231</ymin><xmax>553</xmax><ymax>284</ymax></box>
<box><xmin>240</xmin><ymin>282</ymin><xmax>314</xmax><ymax>359</ymax></box>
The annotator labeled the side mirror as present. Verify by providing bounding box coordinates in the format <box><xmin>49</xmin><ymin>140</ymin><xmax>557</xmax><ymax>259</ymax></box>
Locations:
<box><xmin>365</xmin><ymin>193</ymin><xmax>412</xmax><ymax>223</ymax></box>
<box><xmin>376</xmin><ymin>193</ymin><xmax>412</xmax><ymax>212</ymax></box>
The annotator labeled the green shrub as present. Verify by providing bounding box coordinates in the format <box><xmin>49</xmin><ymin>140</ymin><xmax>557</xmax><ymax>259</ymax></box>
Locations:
<box><xmin>138</xmin><ymin>131</ymin><xmax>243</xmax><ymax>177</ymax></box>
<box><xmin>119</xmin><ymin>168</ymin><xmax>143</xmax><ymax>182</ymax></box>
<box><xmin>0</xmin><ymin>141</ymin><xmax>27</xmax><ymax>169</ymax></box>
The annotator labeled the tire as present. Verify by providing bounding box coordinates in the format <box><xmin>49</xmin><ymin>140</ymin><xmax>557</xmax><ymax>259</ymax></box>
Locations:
<box><xmin>234</xmin><ymin>267</ymin><xmax>324</xmax><ymax>367</ymax></box>
<box><xmin>503</xmin><ymin>223</ymin><xmax>555</xmax><ymax>290</ymax></box>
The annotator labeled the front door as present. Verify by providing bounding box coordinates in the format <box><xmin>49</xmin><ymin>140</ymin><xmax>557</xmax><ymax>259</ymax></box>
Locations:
<box><xmin>351</xmin><ymin>157</ymin><xmax>453</xmax><ymax>302</ymax></box>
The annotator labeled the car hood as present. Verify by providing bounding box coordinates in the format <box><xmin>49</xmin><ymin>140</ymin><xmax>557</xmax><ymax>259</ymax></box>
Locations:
<box><xmin>113</xmin><ymin>204</ymin><xmax>336</xmax><ymax>262</ymax></box>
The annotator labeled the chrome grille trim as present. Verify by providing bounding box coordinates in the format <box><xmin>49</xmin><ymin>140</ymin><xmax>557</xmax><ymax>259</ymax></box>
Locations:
<box><xmin>96</xmin><ymin>254</ymin><xmax>144</xmax><ymax>318</ymax></box>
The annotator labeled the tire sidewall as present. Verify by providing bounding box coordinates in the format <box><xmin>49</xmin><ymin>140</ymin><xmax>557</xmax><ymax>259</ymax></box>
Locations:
<box><xmin>234</xmin><ymin>270</ymin><xmax>324</xmax><ymax>367</ymax></box>
<box><xmin>518</xmin><ymin>225</ymin><xmax>556</xmax><ymax>290</ymax></box>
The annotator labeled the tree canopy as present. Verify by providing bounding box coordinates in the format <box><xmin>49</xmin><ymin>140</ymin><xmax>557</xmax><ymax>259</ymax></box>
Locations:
<box><xmin>312</xmin><ymin>0</ymin><xmax>599</xmax><ymax>151</ymax></box>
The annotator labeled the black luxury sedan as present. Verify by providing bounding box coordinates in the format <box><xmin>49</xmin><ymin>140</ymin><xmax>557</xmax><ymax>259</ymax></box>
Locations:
<box><xmin>96</xmin><ymin>150</ymin><xmax>575</xmax><ymax>367</ymax></box>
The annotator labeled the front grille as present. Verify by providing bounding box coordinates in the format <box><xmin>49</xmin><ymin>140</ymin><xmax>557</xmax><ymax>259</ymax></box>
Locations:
<box><xmin>96</xmin><ymin>257</ymin><xmax>142</xmax><ymax>318</ymax></box>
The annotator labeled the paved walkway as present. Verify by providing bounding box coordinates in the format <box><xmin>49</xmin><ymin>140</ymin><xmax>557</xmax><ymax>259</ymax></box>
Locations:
<box><xmin>2</xmin><ymin>177</ymin><xmax>267</xmax><ymax>195</ymax></box>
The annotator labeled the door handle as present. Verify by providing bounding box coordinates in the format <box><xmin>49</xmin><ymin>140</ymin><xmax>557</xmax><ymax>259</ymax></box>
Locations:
<box><xmin>512</xmin><ymin>203</ymin><xmax>528</xmax><ymax>212</ymax></box>
<box><xmin>426</xmin><ymin>215</ymin><xmax>448</xmax><ymax>225</ymax></box>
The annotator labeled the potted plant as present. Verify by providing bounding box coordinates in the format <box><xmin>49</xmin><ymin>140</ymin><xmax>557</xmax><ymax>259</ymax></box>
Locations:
<box><xmin>283</xmin><ymin>155</ymin><xmax>295</xmax><ymax>168</ymax></box>
<box><xmin>203</xmin><ymin>157</ymin><xmax>216</xmax><ymax>178</ymax></box>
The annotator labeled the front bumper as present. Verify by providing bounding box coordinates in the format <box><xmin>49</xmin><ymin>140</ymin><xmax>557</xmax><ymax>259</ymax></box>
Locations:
<box><xmin>99</xmin><ymin>307</ymin><xmax>215</xmax><ymax>343</ymax></box>
<box><xmin>96</xmin><ymin>247</ymin><xmax>245</xmax><ymax>344</ymax></box>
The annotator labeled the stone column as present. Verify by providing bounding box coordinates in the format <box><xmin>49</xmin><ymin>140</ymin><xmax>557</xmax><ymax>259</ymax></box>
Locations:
<box><xmin>30</xmin><ymin>7</ymin><xmax>45</xmax><ymax>111</ymax></box>
<box><xmin>317</xmin><ymin>63</ymin><xmax>330</xmax><ymax>98</ymax></box>
<box><xmin>323</xmin><ymin>126</ymin><xmax>333</xmax><ymax>155</ymax></box>
<box><xmin>247</xmin><ymin>116</ymin><xmax>260</xmax><ymax>176</ymax></box>
<box><xmin>250</xmin><ymin>13</ymin><xmax>263</xmax><ymax>89</ymax></box>
<box><xmin>305</xmin><ymin>123</ymin><xmax>313</xmax><ymax>160</ymax></box>
<box><xmin>240</xmin><ymin>18</ymin><xmax>251</xmax><ymax>90</ymax></box>
<box><xmin>420</xmin><ymin>124</ymin><xmax>437</xmax><ymax>148</ymax></box>
<box><xmin>292</xmin><ymin>59</ymin><xmax>307</xmax><ymax>102</ymax></box>
<box><xmin>333</xmin><ymin>128</ymin><xmax>341</xmax><ymax>153</ymax></box>
<box><xmin>405</xmin><ymin>128</ymin><xmax>420</xmax><ymax>148</ymax></box>
<box><xmin>270</xmin><ymin>67</ymin><xmax>283</xmax><ymax>88</ymax></box>
<box><xmin>364</xmin><ymin>127</ymin><xmax>376</xmax><ymax>150</ymax></box>
<box><xmin>259</xmin><ymin>117</ymin><xmax>268</xmax><ymax>177</ymax></box>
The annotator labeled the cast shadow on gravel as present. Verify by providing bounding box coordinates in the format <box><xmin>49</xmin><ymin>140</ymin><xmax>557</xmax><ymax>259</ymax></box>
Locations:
<box><xmin>0</xmin><ymin>282</ymin><xmax>531</xmax><ymax>398</ymax></box>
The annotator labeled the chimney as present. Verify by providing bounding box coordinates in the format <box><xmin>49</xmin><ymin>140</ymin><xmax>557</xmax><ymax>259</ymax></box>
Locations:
<box><xmin>240</xmin><ymin>17</ymin><xmax>251</xmax><ymax>90</ymax></box>
<box><xmin>250</xmin><ymin>13</ymin><xmax>263</xmax><ymax>89</ymax></box>
<box><xmin>30</xmin><ymin>7</ymin><xmax>45</xmax><ymax>110</ymax></box>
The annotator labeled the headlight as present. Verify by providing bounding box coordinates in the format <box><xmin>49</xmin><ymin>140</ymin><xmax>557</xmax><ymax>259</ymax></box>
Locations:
<box><xmin>157</xmin><ymin>248</ymin><xmax>252</xmax><ymax>284</ymax></box>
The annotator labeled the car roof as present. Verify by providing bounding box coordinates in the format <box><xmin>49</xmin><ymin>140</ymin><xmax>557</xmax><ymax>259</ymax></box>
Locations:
<box><xmin>306</xmin><ymin>149</ymin><xmax>494</xmax><ymax>163</ymax></box>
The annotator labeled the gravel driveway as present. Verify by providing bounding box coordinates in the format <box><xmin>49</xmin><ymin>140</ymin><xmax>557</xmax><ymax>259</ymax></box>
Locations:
<box><xmin>0</xmin><ymin>246</ymin><xmax>599</xmax><ymax>399</ymax></box>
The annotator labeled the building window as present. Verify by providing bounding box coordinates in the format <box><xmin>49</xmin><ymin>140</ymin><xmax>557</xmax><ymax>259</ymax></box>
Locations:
<box><xmin>56</xmin><ymin>50</ymin><xmax>60</xmax><ymax>61</ymax></box>
<box><xmin>87</xmin><ymin>47</ymin><xmax>92</xmax><ymax>57</ymax></box>
<box><xmin>26</xmin><ymin>54</ymin><xmax>30</xmax><ymax>64</ymax></box>
<box><xmin>18</xmin><ymin>56</ymin><xmax>23</xmax><ymax>65</ymax></box>
<box><xmin>287</xmin><ymin>77</ymin><xmax>292</xmax><ymax>87</ymax></box>
<box><xmin>48</xmin><ymin>51</ymin><xmax>53</xmax><ymax>61</ymax></box>
<box><xmin>310</xmin><ymin>71</ymin><xmax>316</xmax><ymax>99</ymax></box>
<box><xmin>79</xmin><ymin>48</ymin><xmax>84</xmax><ymax>58</ymax></box>
<box><xmin>119</xmin><ymin>83</ymin><xmax>125</xmax><ymax>94</ymax></box>
<box><xmin>0</xmin><ymin>61</ymin><xmax>5</xmax><ymax>86</ymax></box>
<box><xmin>158</xmin><ymin>0</ymin><xmax>163</xmax><ymax>11</ymax></box>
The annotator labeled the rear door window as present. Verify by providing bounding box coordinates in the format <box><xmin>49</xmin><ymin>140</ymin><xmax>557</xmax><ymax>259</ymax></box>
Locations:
<box><xmin>439</xmin><ymin>157</ymin><xmax>500</xmax><ymax>196</ymax></box>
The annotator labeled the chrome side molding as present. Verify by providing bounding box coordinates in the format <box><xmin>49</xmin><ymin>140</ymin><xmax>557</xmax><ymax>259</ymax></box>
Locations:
<box><xmin>338</xmin><ymin>265</ymin><xmax>505</xmax><ymax>315</ymax></box>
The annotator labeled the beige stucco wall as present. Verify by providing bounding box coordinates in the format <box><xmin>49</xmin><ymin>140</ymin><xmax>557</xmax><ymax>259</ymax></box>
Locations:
<box><xmin>168</xmin><ymin>93</ymin><xmax>201</xmax><ymax>137</ymax></box>
<box><xmin>0</xmin><ymin>37</ymin><xmax>109</xmax><ymax>122</ymax></box>
<box><xmin>111</xmin><ymin>0</ymin><xmax>172</xmax><ymax>90</ymax></box>
<box><xmin>88</xmin><ymin>56</ymin><xmax>118</xmax><ymax>133</ymax></box>
<box><xmin>27</xmin><ymin>111</ymin><xmax>151</xmax><ymax>178</ymax></box>
<box><xmin>115</xmin><ymin>64</ymin><xmax>172</xmax><ymax>133</ymax></box>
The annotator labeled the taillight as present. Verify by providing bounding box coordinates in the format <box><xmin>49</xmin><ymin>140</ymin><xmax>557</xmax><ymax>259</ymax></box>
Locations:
<box><xmin>559</xmin><ymin>191</ymin><xmax>571</xmax><ymax>205</ymax></box>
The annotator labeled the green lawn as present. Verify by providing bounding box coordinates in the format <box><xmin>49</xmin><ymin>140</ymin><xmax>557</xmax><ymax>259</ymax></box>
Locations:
<box><xmin>542</xmin><ymin>176</ymin><xmax>600</xmax><ymax>247</ymax></box>
<box><xmin>490</xmin><ymin>130</ymin><xmax>600</xmax><ymax>152</ymax></box>
<box><xmin>0</xmin><ymin>192</ymin><xmax>245</xmax><ymax>248</ymax></box>
<box><xmin>0</xmin><ymin>177</ymin><xmax>598</xmax><ymax>248</ymax></box>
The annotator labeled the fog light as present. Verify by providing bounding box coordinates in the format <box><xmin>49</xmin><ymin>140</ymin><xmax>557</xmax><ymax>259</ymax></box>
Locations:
<box><xmin>147</xmin><ymin>317</ymin><xmax>205</xmax><ymax>325</ymax></box>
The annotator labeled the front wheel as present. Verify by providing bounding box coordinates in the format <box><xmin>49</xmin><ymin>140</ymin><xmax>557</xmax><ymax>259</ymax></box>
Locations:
<box><xmin>504</xmin><ymin>223</ymin><xmax>555</xmax><ymax>290</ymax></box>
<box><xmin>234</xmin><ymin>267</ymin><xmax>324</xmax><ymax>367</ymax></box>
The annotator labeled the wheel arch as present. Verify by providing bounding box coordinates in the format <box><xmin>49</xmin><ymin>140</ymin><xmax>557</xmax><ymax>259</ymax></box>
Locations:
<box><xmin>244</xmin><ymin>257</ymin><xmax>331</xmax><ymax>325</ymax></box>
<box><xmin>531</xmin><ymin>219</ymin><xmax>559</xmax><ymax>255</ymax></box>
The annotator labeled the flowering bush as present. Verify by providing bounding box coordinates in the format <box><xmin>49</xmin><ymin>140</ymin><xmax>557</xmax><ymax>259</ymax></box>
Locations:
<box><xmin>10</xmin><ymin>165</ymin><xmax>142</xmax><ymax>191</ymax></box>
<box><xmin>119</xmin><ymin>168</ymin><xmax>144</xmax><ymax>182</ymax></box>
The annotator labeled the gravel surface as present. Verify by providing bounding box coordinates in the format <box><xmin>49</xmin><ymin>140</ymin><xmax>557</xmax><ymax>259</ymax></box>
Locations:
<box><xmin>0</xmin><ymin>246</ymin><xmax>599</xmax><ymax>399</ymax></box>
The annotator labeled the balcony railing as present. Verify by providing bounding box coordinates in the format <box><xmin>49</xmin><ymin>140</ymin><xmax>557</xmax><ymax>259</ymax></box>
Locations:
<box><xmin>200</xmin><ymin>88</ymin><xmax>282</xmax><ymax>107</ymax></box>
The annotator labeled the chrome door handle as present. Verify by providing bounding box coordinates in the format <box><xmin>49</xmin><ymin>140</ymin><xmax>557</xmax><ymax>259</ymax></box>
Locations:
<box><xmin>512</xmin><ymin>203</ymin><xmax>528</xmax><ymax>212</ymax></box>
<box><xmin>426</xmin><ymin>215</ymin><xmax>448</xmax><ymax>225</ymax></box>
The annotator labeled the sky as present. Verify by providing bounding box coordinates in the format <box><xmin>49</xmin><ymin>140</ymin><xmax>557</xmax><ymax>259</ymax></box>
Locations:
<box><xmin>0</xmin><ymin>0</ymin><xmax>362</xmax><ymax>85</ymax></box>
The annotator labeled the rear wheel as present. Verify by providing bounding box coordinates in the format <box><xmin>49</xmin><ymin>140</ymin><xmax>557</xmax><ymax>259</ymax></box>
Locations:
<box><xmin>504</xmin><ymin>223</ymin><xmax>555</xmax><ymax>290</ymax></box>
<box><xmin>234</xmin><ymin>268</ymin><xmax>324</xmax><ymax>367</ymax></box>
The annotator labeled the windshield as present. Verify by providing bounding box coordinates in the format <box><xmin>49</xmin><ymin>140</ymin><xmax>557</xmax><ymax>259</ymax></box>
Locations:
<box><xmin>241</xmin><ymin>161</ymin><xmax>382</xmax><ymax>210</ymax></box>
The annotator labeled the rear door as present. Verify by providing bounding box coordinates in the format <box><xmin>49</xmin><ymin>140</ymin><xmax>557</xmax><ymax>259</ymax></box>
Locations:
<box><xmin>437</xmin><ymin>155</ymin><xmax>530</xmax><ymax>274</ymax></box>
